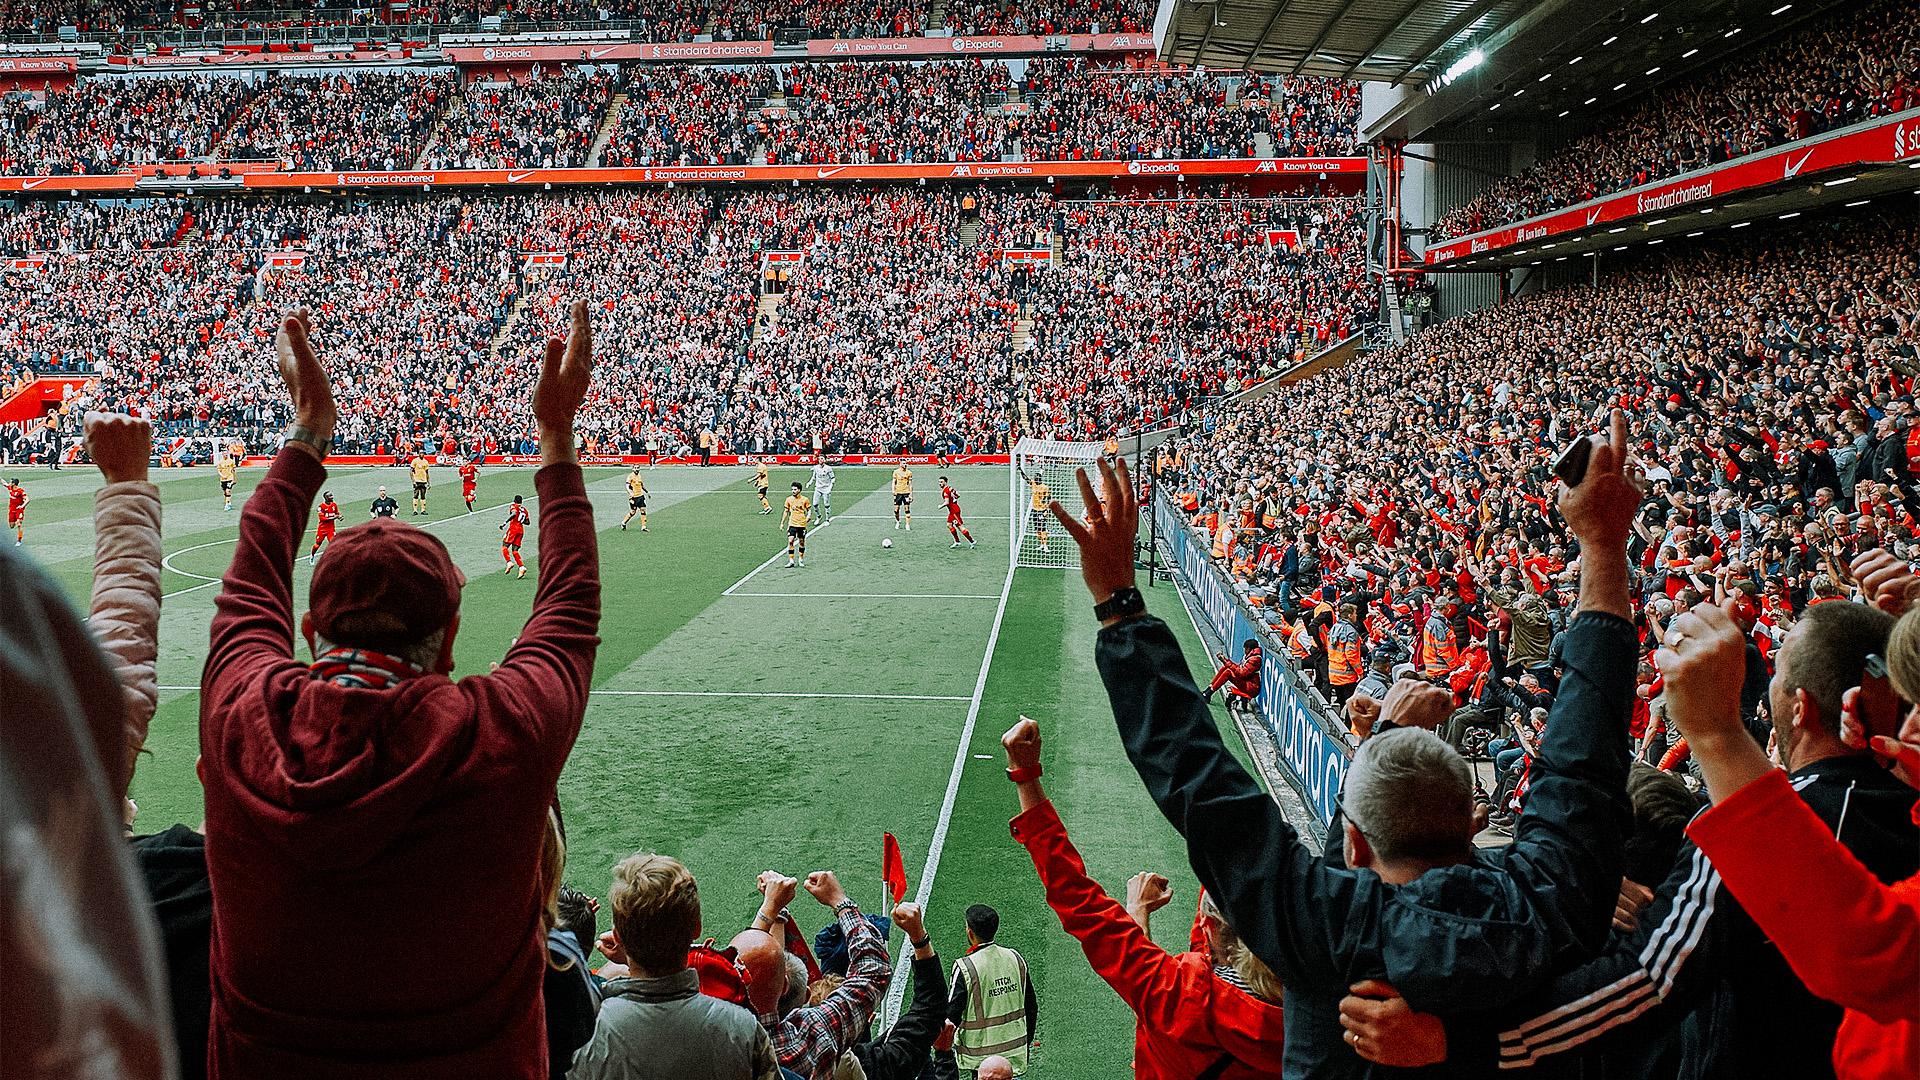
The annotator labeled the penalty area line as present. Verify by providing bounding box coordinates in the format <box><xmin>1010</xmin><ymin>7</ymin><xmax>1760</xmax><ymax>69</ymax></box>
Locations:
<box><xmin>882</xmin><ymin>559</ymin><xmax>1016</xmax><ymax>1026</ymax></box>
<box><xmin>722</xmin><ymin>518</ymin><xmax>833</xmax><ymax>596</ymax></box>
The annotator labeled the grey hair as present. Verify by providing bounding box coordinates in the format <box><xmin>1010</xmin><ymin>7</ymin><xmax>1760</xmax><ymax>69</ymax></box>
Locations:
<box><xmin>1343</xmin><ymin>727</ymin><xmax>1474</xmax><ymax>864</ymax></box>
<box><xmin>778</xmin><ymin>952</ymin><xmax>809</xmax><ymax>1016</ymax></box>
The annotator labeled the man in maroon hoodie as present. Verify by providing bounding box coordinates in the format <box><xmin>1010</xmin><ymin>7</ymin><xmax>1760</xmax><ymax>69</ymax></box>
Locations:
<box><xmin>199</xmin><ymin>303</ymin><xmax>600</xmax><ymax>1079</ymax></box>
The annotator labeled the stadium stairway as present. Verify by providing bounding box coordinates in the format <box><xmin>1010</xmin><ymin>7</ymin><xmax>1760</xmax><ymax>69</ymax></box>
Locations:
<box><xmin>751</xmin><ymin>291</ymin><xmax>784</xmax><ymax>342</ymax></box>
<box><xmin>587</xmin><ymin>93</ymin><xmax>629</xmax><ymax>167</ymax></box>
<box><xmin>411</xmin><ymin>94</ymin><xmax>460</xmax><ymax>169</ymax></box>
<box><xmin>1253</xmin><ymin>132</ymin><xmax>1276</xmax><ymax>158</ymax></box>
<box><xmin>958</xmin><ymin>220</ymin><xmax>981</xmax><ymax>247</ymax></box>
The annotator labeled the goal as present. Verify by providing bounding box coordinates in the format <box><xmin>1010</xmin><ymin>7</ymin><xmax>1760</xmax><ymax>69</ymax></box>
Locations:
<box><xmin>1011</xmin><ymin>437</ymin><xmax>1107</xmax><ymax>570</ymax></box>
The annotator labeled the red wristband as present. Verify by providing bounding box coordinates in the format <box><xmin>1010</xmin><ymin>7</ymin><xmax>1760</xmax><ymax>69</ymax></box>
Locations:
<box><xmin>1006</xmin><ymin>764</ymin><xmax>1042</xmax><ymax>783</ymax></box>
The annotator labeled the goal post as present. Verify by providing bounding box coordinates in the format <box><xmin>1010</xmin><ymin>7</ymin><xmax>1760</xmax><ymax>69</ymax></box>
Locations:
<box><xmin>1011</xmin><ymin>437</ymin><xmax>1107</xmax><ymax>570</ymax></box>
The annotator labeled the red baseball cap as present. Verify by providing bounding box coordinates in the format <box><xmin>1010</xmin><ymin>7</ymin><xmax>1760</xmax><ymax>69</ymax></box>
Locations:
<box><xmin>309</xmin><ymin>520</ymin><xmax>466</xmax><ymax>651</ymax></box>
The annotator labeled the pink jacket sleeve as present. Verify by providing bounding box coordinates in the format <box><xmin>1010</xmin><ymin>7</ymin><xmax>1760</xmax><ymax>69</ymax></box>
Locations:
<box><xmin>1687</xmin><ymin>768</ymin><xmax>1920</xmax><ymax>1025</ymax></box>
<box><xmin>89</xmin><ymin>479</ymin><xmax>163</xmax><ymax>796</ymax></box>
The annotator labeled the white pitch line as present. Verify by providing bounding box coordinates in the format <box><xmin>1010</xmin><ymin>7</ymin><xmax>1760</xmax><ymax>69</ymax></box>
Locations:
<box><xmin>159</xmin><ymin>496</ymin><xmax>539</xmax><ymax>599</ymax></box>
<box><xmin>722</xmin><ymin>518</ymin><xmax>832</xmax><ymax>596</ymax></box>
<box><xmin>829</xmin><ymin>514</ymin><xmax>1012</xmax><ymax>520</ymax></box>
<box><xmin>882</xmin><ymin>560</ymin><xmax>1017</xmax><ymax>1026</ymax></box>
<box><xmin>724</xmin><ymin>591</ymin><xmax>1001</xmax><ymax>600</ymax></box>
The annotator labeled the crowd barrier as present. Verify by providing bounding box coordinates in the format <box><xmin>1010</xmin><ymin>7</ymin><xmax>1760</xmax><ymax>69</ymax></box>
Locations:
<box><xmin>1154</xmin><ymin>491</ymin><xmax>1350</xmax><ymax>830</ymax></box>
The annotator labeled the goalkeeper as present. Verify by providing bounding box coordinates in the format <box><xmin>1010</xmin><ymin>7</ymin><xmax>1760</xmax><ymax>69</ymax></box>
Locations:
<box><xmin>1203</xmin><ymin>639</ymin><xmax>1263</xmax><ymax>715</ymax></box>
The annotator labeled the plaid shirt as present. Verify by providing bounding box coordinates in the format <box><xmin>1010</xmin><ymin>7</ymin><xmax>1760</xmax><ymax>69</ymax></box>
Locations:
<box><xmin>764</xmin><ymin>904</ymin><xmax>890</xmax><ymax>1080</ymax></box>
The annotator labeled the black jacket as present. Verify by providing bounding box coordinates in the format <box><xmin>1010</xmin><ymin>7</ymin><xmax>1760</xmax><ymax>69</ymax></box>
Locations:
<box><xmin>1096</xmin><ymin>613</ymin><xmax>1636</xmax><ymax>1079</ymax></box>
<box><xmin>1483</xmin><ymin>753</ymin><xmax>1919</xmax><ymax>1080</ymax></box>
<box><xmin>856</xmin><ymin>953</ymin><xmax>946</xmax><ymax>1080</ymax></box>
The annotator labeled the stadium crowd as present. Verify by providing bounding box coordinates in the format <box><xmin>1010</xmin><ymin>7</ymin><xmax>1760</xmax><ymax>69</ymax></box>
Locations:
<box><xmin>0</xmin><ymin>60</ymin><xmax>1362</xmax><ymax>173</ymax></box>
<box><xmin>1161</xmin><ymin>205</ymin><xmax>1918</xmax><ymax>828</ymax></box>
<box><xmin>1</xmin><ymin>186</ymin><xmax>1369</xmax><ymax>458</ymax></box>
<box><xmin>1432</xmin><ymin>0</ymin><xmax>1920</xmax><ymax>239</ymax></box>
<box><xmin>0</xmin><ymin>0</ymin><xmax>1148</xmax><ymax>39</ymax></box>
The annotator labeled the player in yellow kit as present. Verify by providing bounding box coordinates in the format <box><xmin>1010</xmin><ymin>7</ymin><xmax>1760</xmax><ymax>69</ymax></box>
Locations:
<box><xmin>891</xmin><ymin>464</ymin><xmax>913</xmax><ymax>531</ymax></box>
<box><xmin>409</xmin><ymin>453</ymin><xmax>431</xmax><ymax>515</ymax></box>
<box><xmin>753</xmin><ymin>462</ymin><xmax>772</xmax><ymax>514</ymax></box>
<box><xmin>217</xmin><ymin>453</ymin><xmax>238</xmax><ymax>511</ymax></box>
<box><xmin>622</xmin><ymin>466</ymin><xmax>650</xmax><ymax>532</ymax></box>
<box><xmin>782</xmin><ymin>482</ymin><xmax>812</xmax><ymax>568</ymax></box>
<box><xmin>1027</xmin><ymin>472</ymin><xmax>1052</xmax><ymax>551</ymax></box>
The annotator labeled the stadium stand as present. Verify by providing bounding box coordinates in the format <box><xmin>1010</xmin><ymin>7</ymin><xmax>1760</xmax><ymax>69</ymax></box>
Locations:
<box><xmin>0</xmin><ymin>62</ymin><xmax>1361</xmax><ymax>174</ymax></box>
<box><xmin>1431</xmin><ymin>0</ymin><xmax>1919</xmax><ymax>240</ymax></box>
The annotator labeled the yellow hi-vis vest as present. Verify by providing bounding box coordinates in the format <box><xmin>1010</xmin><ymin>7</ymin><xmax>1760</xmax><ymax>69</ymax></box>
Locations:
<box><xmin>953</xmin><ymin>944</ymin><xmax>1031</xmax><ymax>1074</ymax></box>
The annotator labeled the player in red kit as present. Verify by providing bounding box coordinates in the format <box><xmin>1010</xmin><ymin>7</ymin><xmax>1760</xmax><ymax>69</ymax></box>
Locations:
<box><xmin>459</xmin><ymin>459</ymin><xmax>479</xmax><ymax>513</ymax></box>
<box><xmin>501</xmin><ymin>494</ymin><xmax>530</xmax><ymax>578</ymax></box>
<box><xmin>309</xmin><ymin>490</ymin><xmax>340</xmax><ymax>564</ymax></box>
<box><xmin>939</xmin><ymin>475</ymin><xmax>976</xmax><ymax>549</ymax></box>
<box><xmin>6</xmin><ymin>478</ymin><xmax>26</xmax><ymax>546</ymax></box>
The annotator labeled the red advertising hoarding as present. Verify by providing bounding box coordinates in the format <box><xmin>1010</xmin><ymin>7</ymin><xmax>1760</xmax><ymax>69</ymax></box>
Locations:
<box><xmin>442</xmin><ymin>31</ymin><xmax>1154</xmax><ymax>66</ymax></box>
<box><xmin>1426</xmin><ymin>109</ymin><xmax>1920</xmax><ymax>265</ymax></box>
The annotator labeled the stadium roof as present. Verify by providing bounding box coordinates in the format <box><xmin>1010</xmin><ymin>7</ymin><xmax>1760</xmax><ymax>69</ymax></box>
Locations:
<box><xmin>1159</xmin><ymin>0</ymin><xmax>1850</xmax><ymax>140</ymax></box>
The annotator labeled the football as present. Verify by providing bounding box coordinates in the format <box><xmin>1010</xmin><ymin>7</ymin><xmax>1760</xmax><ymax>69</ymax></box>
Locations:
<box><xmin>881</xmin><ymin>538</ymin><xmax>894</xmax><ymax>549</ymax></box>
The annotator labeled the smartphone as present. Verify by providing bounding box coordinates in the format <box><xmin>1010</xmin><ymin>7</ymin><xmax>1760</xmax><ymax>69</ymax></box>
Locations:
<box><xmin>1856</xmin><ymin>654</ymin><xmax>1904</xmax><ymax>741</ymax></box>
<box><xmin>1553</xmin><ymin>435</ymin><xmax>1597</xmax><ymax>488</ymax></box>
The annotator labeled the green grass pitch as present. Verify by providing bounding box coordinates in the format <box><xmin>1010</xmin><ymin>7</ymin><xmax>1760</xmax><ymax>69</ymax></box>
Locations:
<box><xmin>15</xmin><ymin>461</ymin><xmax>1252</xmax><ymax>1077</ymax></box>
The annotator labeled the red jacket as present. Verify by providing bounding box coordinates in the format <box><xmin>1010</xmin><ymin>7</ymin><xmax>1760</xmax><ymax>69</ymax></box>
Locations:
<box><xmin>1011</xmin><ymin>799</ymin><xmax>1286</xmax><ymax>1079</ymax></box>
<box><xmin>200</xmin><ymin>452</ymin><xmax>601</xmax><ymax>1079</ymax></box>
<box><xmin>1208</xmin><ymin>649</ymin><xmax>1262</xmax><ymax>700</ymax></box>
<box><xmin>1687</xmin><ymin>769</ymin><xmax>1920</xmax><ymax>1080</ymax></box>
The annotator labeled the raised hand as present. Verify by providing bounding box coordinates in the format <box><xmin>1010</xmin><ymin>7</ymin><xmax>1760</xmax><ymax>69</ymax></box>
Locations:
<box><xmin>85</xmin><ymin>412</ymin><xmax>152</xmax><ymax>485</ymax></box>
<box><xmin>1653</xmin><ymin>601</ymin><xmax>1749</xmax><ymax>743</ymax></box>
<box><xmin>1557</xmin><ymin>408</ymin><xmax>1644</xmax><ymax>551</ymax></box>
<box><xmin>1001</xmin><ymin>716</ymin><xmax>1041</xmax><ymax>771</ymax></box>
<box><xmin>891</xmin><ymin>901</ymin><xmax>926</xmax><ymax>943</ymax></box>
<box><xmin>1839</xmin><ymin>685</ymin><xmax>1920</xmax><ymax>791</ymax></box>
<box><xmin>804</xmin><ymin>870</ymin><xmax>849</xmax><ymax>909</ymax></box>
<box><xmin>274</xmin><ymin>309</ymin><xmax>336</xmax><ymax>446</ymax></box>
<box><xmin>1125</xmin><ymin>871</ymin><xmax>1173</xmax><ymax>914</ymax></box>
<box><xmin>1048</xmin><ymin>455</ymin><xmax>1140</xmax><ymax>609</ymax></box>
<box><xmin>1378</xmin><ymin>677</ymin><xmax>1452</xmax><ymax>733</ymax></box>
<box><xmin>1849</xmin><ymin>548</ymin><xmax>1919</xmax><ymax>616</ymax></box>
<box><xmin>533</xmin><ymin>299</ymin><xmax>594</xmax><ymax>454</ymax></box>
<box><xmin>756</xmin><ymin>870</ymin><xmax>799</xmax><ymax>912</ymax></box>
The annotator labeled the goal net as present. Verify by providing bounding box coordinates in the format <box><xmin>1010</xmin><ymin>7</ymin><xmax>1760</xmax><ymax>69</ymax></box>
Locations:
<box><xmin>1011</xmin><ymin>437</ymin><xmax>1107</xmax><ymax>570</ymax></box>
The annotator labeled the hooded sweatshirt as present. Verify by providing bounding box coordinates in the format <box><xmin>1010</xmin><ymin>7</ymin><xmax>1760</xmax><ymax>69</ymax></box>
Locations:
<box><xmin>1013</xmin><ymin>798</ymin><xmax>1287</xmax><ymax>1079</ymax></box>
<box><xmin>200</xmin><ymin>450</ymin><xmax>600</xmax><ymax>1079</ymax></box>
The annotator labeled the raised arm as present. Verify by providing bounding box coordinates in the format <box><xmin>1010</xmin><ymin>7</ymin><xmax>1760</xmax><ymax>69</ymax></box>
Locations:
<box><xmin>207</xmin><ymin>312</ymin><xmax>334</xmax><ymax>682</ymax></box>
<box><xmin>1050</xmin><ymin>457</ymin><xmax>1351</xmax><ymax>990</ymax></box>
<box><xmin>1503</xmin><ymin>410</ymin><xmax>1640</xmax><ymax>956</ymax></box>
<box><xmin>84</xmin><ymin>413</ymin><xmax>163</xmax><ymax>795</ymax></box>
<box><xmin>1002</xmin><ymin>719</ymin><xmax>1185</xmax><ymax>1019</ymax></box>
<box><xmin>467</xmin><ymin>300</ymin><xmax>601</xmax><ymax>775</ymax></box>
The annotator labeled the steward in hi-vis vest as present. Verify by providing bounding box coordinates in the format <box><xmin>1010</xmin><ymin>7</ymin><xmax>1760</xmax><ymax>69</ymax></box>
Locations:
<box><xmin>947</xmin><ymin>905</ymin><xmax>1036</xmax><ymax>1076</ymax></box>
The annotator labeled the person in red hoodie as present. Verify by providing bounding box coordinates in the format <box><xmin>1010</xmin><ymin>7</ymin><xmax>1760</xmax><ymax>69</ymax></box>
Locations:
<box><xmin>1000</xmin><ymin>717</ymin><xmax>1287</xmax><ymax>1079</ymax></box>
<box><xmin>1653</xmin><ymin>548</ymin><xmax>1920</xmax><ymax>1080</ymax></box>
<box><xmin>198</xmin><ymin>303</ymin><xmax>599</xmax><ymax>1079</ymax></box>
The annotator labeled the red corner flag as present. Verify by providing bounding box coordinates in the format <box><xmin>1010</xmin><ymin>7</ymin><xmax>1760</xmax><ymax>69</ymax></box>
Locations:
<box><xmin>882</xmin><ymin>833</ymin><xmax>908</xmax><ymax>906</ymax></box>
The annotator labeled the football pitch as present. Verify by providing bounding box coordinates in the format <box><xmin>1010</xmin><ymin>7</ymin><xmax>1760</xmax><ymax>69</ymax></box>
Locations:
<box><xmin>17</xmin><ymin>461</ymin><xmax>1252</xmax><ymax>1078</ymax></box>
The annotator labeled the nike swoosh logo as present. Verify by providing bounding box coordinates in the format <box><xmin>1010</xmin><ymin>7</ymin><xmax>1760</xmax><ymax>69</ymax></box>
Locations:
<box><xmin>1586</xmin><ymin>208</ymin><xmax>1602</xmax><ymax>226</ymax></box>
<box><xmin>816</xmin><ymin>166</ymin><xmax>848</xmax><ymax>178</ymax></box>
<box><xmin>21</xmin><ymin>178</ymin><xmax>46</xmax><ymax>189</ymax></box>
<box><xmin>508</xmin><ymin>171</ymin><xmax>535</xmax><ymax>183</ymax></box>
<box><xmin>1783</xmin><ymin>150</ymin><xmax>1814</xmax><ymax>177</ymax></box>
<box><xmin>590</xmin><ymin>47</ymin><xmax>618</xmax><ymax>58</ymax></box>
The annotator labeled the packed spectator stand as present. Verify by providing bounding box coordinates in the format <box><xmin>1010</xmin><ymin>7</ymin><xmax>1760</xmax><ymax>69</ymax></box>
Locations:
<box><xmin>1431</xmin><ymin>0</ymin><xmax>1919</xmax><ymax>241</ymax></box>
<box><xmin>0</xmin><ymin>0</ymin><xmax>1150</xmax><ymax>41</ymax></box>
<box><xmin>0</xmin><ymin>185</ymin><xmax>1370</xmax><ymax>458</ymax></box>
<box><xmin>0</xmin><ymin>60</ymin><xmax>1360</xmax><ymax>174</ymax></box>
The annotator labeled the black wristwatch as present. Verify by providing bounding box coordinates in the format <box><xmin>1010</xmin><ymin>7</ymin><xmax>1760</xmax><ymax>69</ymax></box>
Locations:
<box><xmin>1094</xmin><ymin>586</ymin><xmax>1146</xmax><ymax>622</ymax></box>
